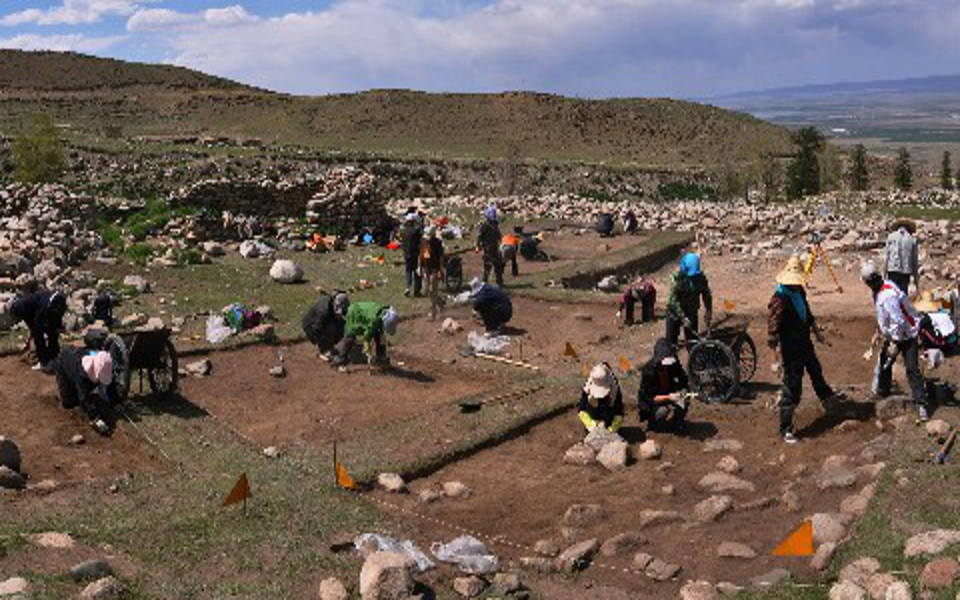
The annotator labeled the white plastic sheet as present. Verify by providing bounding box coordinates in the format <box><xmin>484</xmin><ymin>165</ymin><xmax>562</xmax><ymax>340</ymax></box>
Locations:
<box><xmin>431</xmin><ymin>535</ymin><xmax>499</xmax><ymax>574</ymax></box>
<box><xmin>467</xmin><ymin>331</ymin><xmax>510</xmax><ymax>355</ymax></box>
<box><xmin>205</xmin><ymin>315</ymin><xmax>233</xmax><ymax>344</ymax></box>
<box><xmin>354</xmin><ymin>534</ymin><xmax>435</xmax><ymax>572</ymax></box>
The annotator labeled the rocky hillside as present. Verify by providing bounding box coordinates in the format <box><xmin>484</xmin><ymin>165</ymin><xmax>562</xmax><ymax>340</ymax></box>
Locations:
<box><xmin>0</xmin><ymin>51</ymin><xmax>792</xmax><ymax>168</ymax></box>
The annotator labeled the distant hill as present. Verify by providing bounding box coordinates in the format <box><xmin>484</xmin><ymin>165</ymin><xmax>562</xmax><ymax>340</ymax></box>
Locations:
<box><xmin>0</xmin><ymin>50</ymin><xmax>792</xmax><ymax>168</ymax></box>
<box><xmin>714</xmin><ymin>73</ymin><xmax>960</xmax><ymax>102</ymax></box>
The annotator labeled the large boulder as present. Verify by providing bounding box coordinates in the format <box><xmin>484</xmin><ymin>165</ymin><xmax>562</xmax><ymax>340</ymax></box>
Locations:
<box><xmin>904</xmin><ymin>529</ymin><xmax>960</xmax><ymax>558</ymax></box>
<box><xmin>80</xmin><ymin>577</ymin><xmax>124</xmax><ymax>600</ymax></box>
<box><xmin>269</xmin><ymin>259</ymin><xmax>304</xmax><ymax>284</ymax></box>
<box><xmin>358</xmin><ymin>551</ymin><xmax>416</xmax><ymax>600</ymax></box>
<box><xmin>597</xmin><ymin>440</ymin><xmax>629</xmax><ymax>471</ymax></box>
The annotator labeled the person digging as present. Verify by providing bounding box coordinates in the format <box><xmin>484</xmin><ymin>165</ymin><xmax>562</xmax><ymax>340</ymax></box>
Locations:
<box><xmin>861</xmin><ymin>261</ymin><xmax>930</xmax><ymax>422</ymax></box>
<box><xmin>331</xmin><ymin>302</ymin><xmax>399</xmax><ymax>370</ymax></box>
<box><xmin>476</xmin><ymin>206</ymin><xmax>504</xmax><ymax>286</ymax></box>
<box><xmin>578</xmin><ymin>363</ymin><xmax>624</xmax><ymax>434</ymax></box>
<box><xmin>768</xmin><ymin>256</ymin><xmax>844</xmax><ymax>444</ymax></box>
<box><xmin>55</xmin><ymin>340</ymin><xmax>117</xmax><ymax>436</ymax></box>
<box><xmin>10</xmin><ymin>289</ymin><xmax>67</xmax><ymax>373</ymax></box>
<box><xmin>617</xmin><ymin>277</ymin><xmax>656</xmax><ymax>326</ymax></box>
<box><xmin>637</xmin><ymin>338</ymin><xmax>690</xmax><ymax>433</ymax></box>
<box><xmin>469</xmin><ymin>278</ymin><xmax>513</xmax><ymax>335</ymax></box>
<box><xmin>301</xmin><ymin>291</ymin><xmax>350</xmax><ymax>359</ymax></box>
<box><xmin>665</xmin><ymin>252</ymin><xmax>713</xmax><ymax>347</ymax></box>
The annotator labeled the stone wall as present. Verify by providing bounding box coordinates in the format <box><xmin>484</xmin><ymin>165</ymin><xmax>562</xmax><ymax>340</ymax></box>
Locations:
<box><xmin>169</xmin><ymin>178</ymin><xmax>323</xmax><ymax>218</ymax></box>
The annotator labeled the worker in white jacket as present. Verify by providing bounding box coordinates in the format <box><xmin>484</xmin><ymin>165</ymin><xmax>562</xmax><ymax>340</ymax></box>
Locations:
<box><xmin>861</xmin><ymin>261</ymin><xmax>929</xmax><ymax>421</ymax></box>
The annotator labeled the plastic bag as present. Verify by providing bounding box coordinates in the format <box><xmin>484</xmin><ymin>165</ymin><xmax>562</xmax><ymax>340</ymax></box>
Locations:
<box><xmin>452</xmin><ymin>291</ymin><xmax>473</xmax><ymax>307</ymax></box>
<box><xmin>354</xmin><ymin>534</ymin><xmax>434</xmax><ymax>572</ymax></box>
<box><xmin>467</xmin><ymin>331</ymin><xmax>510</xmax><ymax>355</ymax></box>
<box><xmin>431</xmin><ymin>535</ymin><xmax>499</xmax><ymax>575</ymax></box>
<box><xmin>205</xmin><ymin>315</ymin><xmax>233</xmax><ymax>344</ymax></box>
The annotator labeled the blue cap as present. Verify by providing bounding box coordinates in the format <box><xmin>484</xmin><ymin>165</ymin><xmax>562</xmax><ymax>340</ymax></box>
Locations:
<box><xmin>484</xmin><ymin>206</ymin><xmax>498</xmax><ymax>222</ymax></box>
<box><xmin>679</xmin><ymin>252</ymin><xmax>701</xmax><ymax>276</ymax></box>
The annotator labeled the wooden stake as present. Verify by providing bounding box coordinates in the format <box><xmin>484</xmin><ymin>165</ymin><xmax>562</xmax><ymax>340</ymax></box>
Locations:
<box><xmin>472</xmin><ymin>352</ymin><xmax>540</xmax><ymax>371</ymax></box>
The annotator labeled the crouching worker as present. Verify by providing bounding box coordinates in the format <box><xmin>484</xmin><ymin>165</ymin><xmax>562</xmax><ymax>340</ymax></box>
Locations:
<box><xmin>770</xmin><ymin>257</ymin><xmax>841</xmax><ymax>443</ymax></box>
<box><xmin>55</xmin><ymin>344</ymin><xmax>116</xmax><ymax>435</ymax></box>
<box><xmin>638</xmin><ymin>339</ymin><xmax>689</xmax><ymax>432</ymax></box>
<box><xmin>10</xmin><ymin>289</ymin><xmax>67</xmax><ymax>373</ymax></box>
<box><xmin>302</xmin><ymin>292</ymin><xmax>350</xmax><ymax>358</ymax></box>
<box><xmin>578</xmin><ymin>363</ymin><xmax>624</xmax><ymax>434</ymax></box>
<box><xmin>470</xmin><ymin>278</ymin><xmax>513</xmax><ymax>334</ymax></box>
<box><xmin>332</xmin><ymin>302</ymin><xmax>399</xmax><ymax>368</ymax></box>
<box><xmin>618</xmin><ymin>278</ymin><xmax>656</xmax><ymax>326</ymax></box>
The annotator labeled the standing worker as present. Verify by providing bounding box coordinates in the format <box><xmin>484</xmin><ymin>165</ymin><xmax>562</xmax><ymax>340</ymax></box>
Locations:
<box><xmin>10</xmin><ymin>289</ymin><xmax>67</xmax><ymax>372</ymax></box>
<box><xmin>768</xmin><ymin>257</ymin><xmax>842</xmax><ymax>444</ymax></box>
<box><xmin>884</xmin><ymin>219</ymin><xmax>919</xmax><ymax>295</ymax></box>
<box><xmin>617</xmin><ymin>277</ymin><xmax>657</xmax><ymax>326</ymax></box>
<box><xmin>420</xmin><ymin>226</ymin><xmax>446</xmax><ymax>321</ymax></box>
<box><xmin>400</xmin><ymin>213</ymin><xmax>423</xmax><ymax>297</ymax></box>
<box><xmin>578</xmin><ymin>363</ymin><xmax>624</xmax><ymax>434</ymax></box>
<box><xmin>469</xmin><ymin>278</ymin><xmax>513</xmax><ymax>335</ymax></box>
<box><xmin>332</xmin><ymin>302</ymin><xmax>399</xmax><ymax>369</ymax></box>
<box><xmin>861</xmin><ymin>261</ymin><xmax>930</xmax><ymax>421</ymax></box>
<box><xmin>477</xmin><ymin>206</ymin><xmax>504</xmax><ymax>286</ymax></box>
<box><xmin>501</xmin><ymin>228</ymin><xmax>521</xmax><ymax>277</ymax></box>
<box><xmin>665</xmin><ymin>253</ymin><xmax>713</xmax><ymax>346</ymax></box>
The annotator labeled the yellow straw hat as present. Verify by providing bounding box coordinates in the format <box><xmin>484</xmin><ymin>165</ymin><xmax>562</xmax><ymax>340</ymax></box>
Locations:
<box><xmin>914</xmin><ymin>291</ymin><xmax>942</xmax><ymax>313</ymax></box>
<box><xmin>776</xmin><ymin>256</ymin><xmax>806</xmax><ymax>286</ymax></box>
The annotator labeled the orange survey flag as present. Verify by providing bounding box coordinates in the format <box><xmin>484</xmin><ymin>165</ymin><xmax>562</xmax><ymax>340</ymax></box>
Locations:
<box><xmin>619</xmin><ymin>356</ymin><xmax>633</xmax><ymax>373</ymax></box>
<box><xmin>336</xmin><ymin>461</ymin><xmax>357</xmax><ymax>490</ymax></box>
<box><xmin>222</xmin><ymin>473</ymin><xmax>252</xmax><ymax>507</ymax></box>
<box><xmin>773</xmin><ymin>521</ymin><xmax>814</xmax><ymax>557</ymax></box>
<box><xmin>563</xmin><ymin>342</ymin><xmax>580</xmax><ymax>361</ymax></box>
<box><xmin>724</xmin><ymin>298</ymin><xmax>736</xmax><ymax>312</ymax></box>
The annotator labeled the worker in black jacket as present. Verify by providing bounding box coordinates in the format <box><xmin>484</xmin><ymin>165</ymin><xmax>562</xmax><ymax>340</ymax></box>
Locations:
<box><xmin>470</xmin><ymin>278</ymin><xmax>513</xmax><ymax>334</ymax></box>
<box><xmin>55</xmin><ymin>345</ymin><xmax>116</xmax><ymax>435</ymax></box>
<box><xmin>638</xmin><ymin>338</ymin><xmax>690</xmax><ymax>432</ymax></box>
<box><xmin>10</xmin><ymin>289</ymin><xmax>67</xmax><ymax>372</ymax></box>
<box><xmin>400</xmin><ymin>213</ymin><xmax>423</xmax><ymax>297</ymax></box>
<box><xmin>578</xmin><ymin>363</ymin><xmax>624</xmax><ymax>433</ymax></box>
<box><xmin>302</xmin><ymin>292</ymin><xmax>350</xmax><ymax>356</ymax></box>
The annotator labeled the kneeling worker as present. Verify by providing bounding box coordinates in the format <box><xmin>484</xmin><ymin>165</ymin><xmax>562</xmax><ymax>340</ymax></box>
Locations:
<box><xmin>332</xmin><ymin>302</ymin><xmax>399</xmax><ymax>368</ymax></box>
<box><xmin>55</xmin><ymin>342</ymin><xmax>116</xmax><ymax>435</ymax></box>
<box><xmin>302</xmin><ymin>292</ymin><xmax>350</xmax><ymax>357</ymax></box>
<box><xmin>470</xmin><ymin>278</ymin><xmax>513</xmax><ymax>334</ymax></box>
<box><xmin>637</xmin><ymin>339</ymin><xmax>689</xmax><ymax>432</ymax></box>
<box><xmin>578</xmin><ymin>363</ymin><xmax>624</xmax><ymax>434</ymax></box>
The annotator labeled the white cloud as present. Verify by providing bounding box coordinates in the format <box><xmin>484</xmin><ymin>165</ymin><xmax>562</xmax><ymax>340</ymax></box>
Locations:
<box><xmin>1</xmin><ymin>0</ymin><xmax>148</xmax><ymax>27</ymax></box>
<box><xmin>0</xmin><ymin>33</ymin><xmax>126</xmax><ymax>53</ymax></box>
<box><xmin>127</xmin><ymin>4</ymin><xmax>258</xmax><ymax>32</ymax></box>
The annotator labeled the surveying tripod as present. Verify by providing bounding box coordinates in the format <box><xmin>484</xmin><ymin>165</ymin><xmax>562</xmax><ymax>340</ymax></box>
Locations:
<box><xmin>804</xmin><ymin>232</ymin><xmax>843</xmax><ymax>293</ymax></box>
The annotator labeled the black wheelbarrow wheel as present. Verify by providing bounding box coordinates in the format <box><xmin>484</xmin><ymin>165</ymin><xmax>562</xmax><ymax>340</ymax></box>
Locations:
<box><xmin>148</xmin><ymin>339</ymin><xmax>179</xmax><ymax>399</ymax></box>
<box><xmin>104</xmin><ymin>334</ymin><xmax>131</xmax><ymax>403</ymax></box>
<box><xmin>733</xmin><ymin>333</ymin><xmax>758</xmax><ymax>383</ymax></box>
<box><xmin>688</xmin><ymin>340</ymin><xmax>740</xmax><ymax>404</ymax></box>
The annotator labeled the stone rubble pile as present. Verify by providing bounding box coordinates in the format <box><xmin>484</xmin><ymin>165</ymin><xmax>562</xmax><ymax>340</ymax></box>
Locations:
<box><xmin>306</xmin><ymin>167</ymin><xmax>389</xmax><ymax>234</ymax></box>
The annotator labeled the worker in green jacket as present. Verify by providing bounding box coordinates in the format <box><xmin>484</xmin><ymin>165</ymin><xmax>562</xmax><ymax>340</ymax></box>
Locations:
<box><xmin>665</xmin><ymin>252</ymin><xmax>713</xmax><ymax>347</ymax></box>
<box><xmin>331</xmin><ymin>302</ymin><xmax>399</xmax><ymax>368</ymax></box>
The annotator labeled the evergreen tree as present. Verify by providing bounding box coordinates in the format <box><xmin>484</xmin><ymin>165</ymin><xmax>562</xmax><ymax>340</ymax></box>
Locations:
<box><xmin>894</xmin><ymin>147</ymin><xmax>912</xmax><ymax>191</ymax></box>
<box><xmin>786</xmin><ymin>127</ymin><xmax>823</xmax><ymax>200</ymax></box>
<box><xmin>941</xmin><ymin>150</ymin><xmax>954</xmax><ymax>190</ymax></box>
<box><xmin>849</xmin><ymin>144</ymin><xmax>869</xmax><ymax>191</ymax></box>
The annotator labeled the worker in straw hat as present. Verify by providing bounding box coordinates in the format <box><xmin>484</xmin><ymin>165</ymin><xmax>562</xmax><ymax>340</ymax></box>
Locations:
<box><xmin>768</xmin><ymin>256</ymin><xmax>843</xmax><ymax>444</ymax></box>
<box><xmin>884</xmin><ymin>218</ymin><xmax>919</xmax><ymax>295</ymax></box>
<box><xmin>577</xmin><ymin>362</ymin><xmax>624</xmax><ymax>434</ymax></box>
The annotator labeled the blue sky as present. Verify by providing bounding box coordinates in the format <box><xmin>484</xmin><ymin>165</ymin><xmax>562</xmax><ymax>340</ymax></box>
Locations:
<box><xmin>1</xmin><ymin>1</ymin><xmax>958</xmax><ymax>98</ymax></box>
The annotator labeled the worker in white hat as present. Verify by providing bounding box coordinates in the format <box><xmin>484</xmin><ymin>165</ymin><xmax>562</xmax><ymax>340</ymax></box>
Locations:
<box><xmin>577</xmin><ymin>363</ymin><xmax>624</xmax><ymax>434</ymax></box>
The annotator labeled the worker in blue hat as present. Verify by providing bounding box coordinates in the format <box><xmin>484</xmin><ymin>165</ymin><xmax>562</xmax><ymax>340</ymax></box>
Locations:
<box><xmin>665</xmin><ymin>252</ymin><xmax>713</xmax><ymax>347</ymax></box>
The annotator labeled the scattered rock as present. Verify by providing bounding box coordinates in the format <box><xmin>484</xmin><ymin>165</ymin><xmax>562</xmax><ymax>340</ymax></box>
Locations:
<box><xmin>269</xmin><ymin>365</ymin><xmax>286</xmax><ymax>378</ymax></box>
<box><xmin>920</xmin><ymin>557</ymin><xmax>959</xmax><ymax>590</ymax></box>
<box><xmin>122</xmin><ymin>275</ymin><xmax>150</xmax><ymax>293</ymax></box>
<box><xmin>442</xmin><ymin>481</ymin><xmax>471</xmax><ymax>499</ymax></box>
<box><xmin>680</xmin><ymin>581</ymin><xmax>720</xmax><ymax>600</ymax></box>
<box><xmin>418</xmin><ymin>487</ymin><xmax>441</xmax><ymax>504</ymax></box>
<box><xmin>829</xmin><ymin>581</ymin><xmax>866</xmax><ymax>600</ymax></box>
<box><xmin>0</xmin><ymin>465</ymin><xmax>25</xmax><ymax>490</ymax></box>
<box><xmin>864</xmin><ymin>573</ymin><xmax>898</xmax><ymax>599</ymax></box>
<box><xmin>202</xmin><ymin>241</ymin><xmax>226</xmax><ymax>257</ymax></box>
<box><xmin>874</xmin><ymin>399</ymin><xmax>904</xmax><ymax>420</ymax></box>
<box><xmin>453</xmin><ymin>576</ymin><xmax>487</xmax><ymax>598</ymax></box>
<box><xmin>811</xmin><ymin>542</ymin><xmax>838</xmax><ymax>571</ymax></box>
<box><xmin>856</xmin><ymin>463</ymin><xmax>885</xmax><ymax>481</ymax></box>
<box><xmin>698</xmin><ymin>472</ymin><xmax>756</xmax><ymax>493</ymax></box>
<box><xmin>716</xmin><ymin>455</ymin><xmax>741</xmax><ymax>474</ymax></box>
<box><xmin>358</xmin><ymin>551</ymin><xmax>416</xmax><ymax>600</ymax></box>
<box><xmin>715</xmin><ymin>582</ymin><xmax>744</xmax><ymax>596</ymax></box>
<box><xmin>80</xmin><ymin>577</ymin><xmax>125</xmax><ymax>600</ymax></box>
<box><xmin>694</xmin><ymin>495</ymin><xmax>734</xmax><ymax>523</ymax></box>
<box><xmin>600</xmin><ymin>532</ymin><xmax>645</xmax><ymax>557</ymax></box>
<box><xmin>704</xmin><ymin>439</ymin><xmax>743</xmax><ymax>453</ymax></box>
<box><xmin>0</xmin><ymin>437</ymin><xmax>21</xmax><ymax>472</ymax></box>
<box><xmin>270</xmin><ymin>259</ymin><xmax>304</xmax><ymax>284</ymax></box>
<box><xmin>839</xmin><ymin>557</ymin><xmax>880</xmax><ymax>587</ymax></box>
<box><xmin>633</xmin><ymin>552</ymin><xmax>654</xmax><ymax>570</ymax></box>
<box><xmin>519</xmin><ymin>556</ymin><xmax>559</xmax><ymax>573</ymax></box>
<box><xmin>492</xmin><ymin>572</ymin><xmax>522</xmax><ymax>594</ymax></box>
<box><xmin>750</xmin><ymin>568</ymin><xmax>791</xmax><ymax>590</ymax></box>
<box><xmin>557</xmin><ymin>538</ymin><xmax>598</xmax><ymax>572</ymax></box>
<box><xmin>812</xmin><ymin>513</ymin><xmax>848</xmax><ymax>545</ymax></box>
<box><xmin>29</xmin><ymin>532</ymin><xmax>76</xmax><ymax>549</ymax></box>
<box><xmin>818</xmin><ymin>456</ymin><xmax>858</xmax><ymax>490</ymax></box>
<box><xmin>186</xmin><ymin>359</ymin><xmax>212</xmax><ymax>377</ymax></box>
<box><xmin>717</xmin><ymin>542</ymin><xmax>757</xmax><ymax>559</ymax></box>
<box><xmin>262</xmin><ymin>446</ymin><xmax>281</xmax><ymax>459</ymax></box>
<box><xmin>583</xmin><ymin>427</ymin><xmax>624</xmax><ymax>451</ymax></box>
<box><xmin>904</xmin><ymin>529</ymin><xmax>960</xmax><ymax>558</ymax></box>
<box><xmin>925</xmin><ymin>419</ymin><xmax>952</xmax><ymax>439</ymax></box>
<box><xmin>645</xmin><ymin>557</ymin><xmax>682</xmax><ymax>581</ymax></box>
<box><xmin>563</xmin><ymin>443</ymin><xmax>597</xmax><ymax>466</ymax></box>
<box><xmin>318</xmin><ymin>577</ymin><xmax>350</xmax><ymax>600</ymax></box>
<box><xmin>638</xmin><ymin>440</ymin><xmax>662</xmax><ymax>460</ymax></box>
<box><xmin>533</xmin><ymin>539</ymin><xmax>560</xmax><ymax>557</ymax></box>
<box><xmin>883</xmin><ymin>580</ymin><xmax>912</xmax><ymax>600</ymax></box>
<box><xmin>597</xmin><ymin>440</ymin><xmax>629</xmax><ymax>471</ymax></box>
<box><xmin>0</xmin><ymin>577</ymin><xmax>29</xmax><ymax>597</ymax></box>
<box><xmin>660</xmin><ymin>484</ymin><xmax>675</xmax><ymax>496</ymax></box>
<box><xmin>70</xmin><ymin>434</ymin><xmax>86</xmax><ymax>445</ymax></box>
<box><xmin>70</xmin><ymin>559</ymin><xmax>113</xmax><ymax>582</ymax></box>
<box><xmin>781</xmin><ymin>489</ymin><xmax>802</xmax><ymax>512</ymax></box>
<box><xmin>378</xmin><ymin>473</ymin><xmax>407</xmax><ymax>493</ymax></box>
<box><xmin>563</xmin><ymin>504</ymin><xmax>604</xmax><ymax>528</ymax></box>
<box><xmin>441</xmin><ymin>318</ymin><xmax>463</xmax><ymax>334</ymax></box>
<box><xmin>638</xmin><ymin>509</ymin><xmax>682</xmax><ymax>528</ymax></box>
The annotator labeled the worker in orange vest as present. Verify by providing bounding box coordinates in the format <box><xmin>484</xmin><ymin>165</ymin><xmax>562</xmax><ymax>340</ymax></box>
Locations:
<box><xmin>501</xmin><ymin>227</ymin><xmax>521</xmax><ymax>277</ymax></box>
